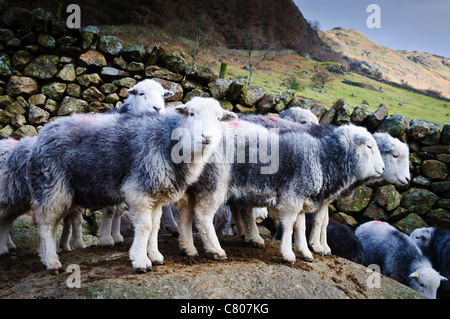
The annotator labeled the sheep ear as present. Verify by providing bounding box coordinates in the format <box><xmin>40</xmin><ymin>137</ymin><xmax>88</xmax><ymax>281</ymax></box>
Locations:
<box><xmin>220</xmin><ymin>110</ymin><xmax>238</xmax><ymax>122</ymax></box>
<box><xmin>354</xmin><ymin>135</ymin><xmax>369</xmax><ymax>146</ymax></box>
<box><xmin>440</xmin><ymin>274</ymin><xmax>448</xmax><ymax>281</ymax></box>
<box><xmin>163</xmin><ymin>90</ymin><xmax>175</xmax><ymax>99</ymax></box>
<box><xmin>127</xmin><ymin>87</ymin><xmax>137</xmax><ymax>95</ymax></box>
<box><xmin>378</xmin><ymin>142</ymin><xmax>394</xmax><ymax>153</ymax></box>
<box><xmin>174</xmin><ymin>104</ymin><xmax>189</xmax><ymax>116</ymax></box>
<box><xmin>409</xmin><ymin>272</ymin><xmax>419</xmax><ymax>280</ymax></box>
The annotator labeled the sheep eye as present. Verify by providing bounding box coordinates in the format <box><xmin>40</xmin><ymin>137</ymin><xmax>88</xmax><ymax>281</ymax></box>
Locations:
<box><xmin>189</xmin><ymin>113</ymin><xmax>194</xmax><ymax>117</ymax></box>
<box><xmin>393</xmin><ymin>154</ymin><xmax>399</xmax><ymax>159</ymax></box>
<box><xmin>139</xmin><ymin>93</ymin><xmax>145</xmax><ymax>96</ymax></box>
<box><xmin>367</xmin><ymin>145</ymin><xmax>372</xmax><ymax>149</ymax></box>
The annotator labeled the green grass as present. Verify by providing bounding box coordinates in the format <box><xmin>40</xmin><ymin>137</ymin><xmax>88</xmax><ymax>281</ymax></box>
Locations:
<box><xmin>227</xmin><ymin>60</ymin><xmax>449</xmax><ymax>125</ymax></box>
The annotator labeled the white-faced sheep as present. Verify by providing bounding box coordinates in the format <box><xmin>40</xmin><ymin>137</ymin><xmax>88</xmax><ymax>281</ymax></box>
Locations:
<box><xmin>279</xmin><ymin>107</ymin><xmax>319</xmax><ymax>125</ymax></box>
<box><xmin>176</xmin><ymin>119</ymin><xmax>384</xmax><ymax>263</ymax></box>
<box><xmin>27</xmin><ymin>97</ymin><xmax>237</xmax><ymax>273</ymax></box>
<box><xmin>0</xmin><ymin>79</ymin><xmax>174</xmax><ymax>255</ymax></box>
<box><xmin>355</xmin><ymin>221</ymin><xmax>447</xmax><ymax>299</ymax></box>
<box><xmin>234</xmin><ymin>115</ymin><xmax>410</xmax><ymax>257</ymax></box>
<box><xmin>410</xmin><ymin>227</ymin><xmax>450</xmax><ymax>299</ymax></box>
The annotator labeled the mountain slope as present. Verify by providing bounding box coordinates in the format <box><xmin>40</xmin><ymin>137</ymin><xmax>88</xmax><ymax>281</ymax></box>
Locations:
<box><xmin>318</xmin><ymin>28</ymin><xmax>450</xmax><ymax>99</ymax></box>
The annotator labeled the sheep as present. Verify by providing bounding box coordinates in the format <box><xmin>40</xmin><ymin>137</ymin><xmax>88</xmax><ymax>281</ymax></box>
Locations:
<box><xmin>0</xmin><ymin>137</ymin><xmax>35</xmax><ymax>255</ymax></box>
<box><xmin>63</xmin><ymin>78</ymin><xmax>174</xmax><ymax>249</ymax></box>
<box><xmin>114</xmin><ymin>78</ymin><xmax>174</xmax><ymax>114</ymax></box>
<box><xmin>27</xmin><ymin>97</ymin><xmax>237</xmax><ymax>273</ymax></box>
<box><xmin>355</xmin><ymin>221</ymin><xmax>447</xmax><ymax>299</ymax></box>
<box><xmin>410</xmin><ymin>227</ymin><xmax>450</xmax><ymax>299</ymax></box>
<box><xmin>275</xmin><ymin>213</ymin><xmax>365</xmax><ymax>264</ymax></box>
<box><xmin>279</xmin><ymin>107</ymin><xmax>319</xmax><ymax>125</ymax></box>
<box><xmin>176</xmin><ymin>120</ymin><xmax>385</xmax><ymax>264</ymax></box>
<box><xmin>234</xmin><ymin>115</ymin><xmax>410</xmax><ymax>257</ymax></box>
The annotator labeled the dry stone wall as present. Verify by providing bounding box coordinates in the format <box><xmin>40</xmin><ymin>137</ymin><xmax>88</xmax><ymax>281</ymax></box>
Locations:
<box><xmin>0</xmin><ymin>3</ymin><xmax>448</xmax><ymax>234</ymax></box>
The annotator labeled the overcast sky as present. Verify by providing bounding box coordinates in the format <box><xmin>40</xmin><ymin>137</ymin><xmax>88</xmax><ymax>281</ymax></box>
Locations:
<box><xmin>294</xmin><ymin>0</ymin><xmax>450</xmax><ymax>58</ymax></box>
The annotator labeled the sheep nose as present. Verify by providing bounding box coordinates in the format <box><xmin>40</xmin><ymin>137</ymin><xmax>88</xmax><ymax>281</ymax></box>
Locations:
<box><xmin>153</xmin><ymin>106</ymin><xmax>161</xmax><ymax>112</ymax></box>
<box><xmin>202</xmin><ymin>134</ymin><xmax>212</xmax><ymax>145</ymax></box>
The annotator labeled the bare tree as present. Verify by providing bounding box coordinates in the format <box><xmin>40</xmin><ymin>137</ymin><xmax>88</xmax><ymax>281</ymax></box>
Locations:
<box><xmin>239</xmin><ymin>28</ymin><xmax>278</xmax><ymax>83</ymax></box>
<box><xmin>311</xmin><ymin>67</ymin><xmax>331</xmax><ymax>88</ymax></box>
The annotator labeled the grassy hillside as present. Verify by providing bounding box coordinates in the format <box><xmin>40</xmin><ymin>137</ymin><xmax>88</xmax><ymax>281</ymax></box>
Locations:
<box><xmin>104</xmin><ymin>25</ymin><xmax>449</xmax><ymax>125</ymax></box>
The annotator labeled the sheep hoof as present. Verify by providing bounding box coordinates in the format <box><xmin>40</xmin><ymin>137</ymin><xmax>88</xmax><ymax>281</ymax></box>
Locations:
<box><xmin>136</xmin><ymin>265</ymin><xmax>152</xmax><ymax>273</ymax></box>
<box><xmin>152</xmin><ymin>260</ymin><xmax>165</xmax><ymax>266</ymax></box>
<box><xmin>249</xmin><ymin>240</ymin><xmax>265</xmax><ymax>248</ymax></box>
<box><xmin>46</xmin><ymin>267</ymin><xmax>63</xmax><ymax>275</ymax></box>
<box><xmin>115</xmin><ymin>241</ymin><xmax>124</xmax><ymax>246</ymax></box>
<box><xmin>302</xmin><ymin>256</ymin><xmax>314</xmax><ymax>262</ymax></box>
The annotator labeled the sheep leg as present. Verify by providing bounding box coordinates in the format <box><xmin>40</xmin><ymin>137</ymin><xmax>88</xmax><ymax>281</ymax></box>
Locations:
<box><xmin>111</xmin><ymin>204</ymin><xmax>124</xmax><ymax>245</ymax></box>
<box><xmin>309</xmin><ymin>205</ymin><xmax>326</xmax><ymax>255</ymax></box>
<box><xmin>293</xmin><ymin>213</ymin><xmax>314</xmax><ymax>262</ymax></box>
<box><xmin>0</xmin><ymin>216</ymin><xmax>15</xmax><ymax>255</ymax></box>
<box><xmin>59</xmin><ymin>214</ymin><xmax>72</xmax><ymax>252</ymax></box>
<box><xmin>195</xmin><ymin>202</ymin><xmax>227</xmax><ymax>260</ymax></box>
<box><xmin>229</xmin><ymin>203</ymin><xmax>245</xmax><ymax>237</ymax></box>
<box><xmin>98</xmin><ymin>206</ymin><xmax>115</xmax><ymax>247</ymax></box>
<box><xmin>36</xmin><ymin>208</ymin><xmax>63</xmax><ymax>273</ymax></box>
<box><xmin>277</xmin><ymin>210</ymin><xmax>298</xmax><ymax>264</ymax></box>
<box><xmin>319</xmin><ymin>209</ymin><xmax>331</xmax><ymax>256</ymax></box>
<box><xmin>177</xmin><ymin>196</ymin><xmax>198</xmax><ymax>257</ymax></box>
<box><xmin>240</xmin><ymin>206</ymin><xmax>265</xmax><ymax>248</ymax></box>
<box><xmin>147</xmin><ymin>204</ymin><xmax>164</xmax><ymax>265</ymax></box>
<box><xmin>70</xmin><ymin>208</ymin><xmax>86</xmax><ymax>250</ymax></box>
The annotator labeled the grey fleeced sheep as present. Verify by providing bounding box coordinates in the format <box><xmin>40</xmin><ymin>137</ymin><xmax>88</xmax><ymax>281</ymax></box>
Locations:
<box><xmin>279</xmin><ymin>107</ymin><xmax>319</xmax><ymax>125</ymax></box>
<box><xmin>27</xmin><ymin>97</ymin><xmax>237</xmax><ymax>273</ymax></box>
<box><xmin>356</xmin><ymin>221</ymin><xmax>447</xmax><ymax>299</ymax></box>
<box><xmin>177</xmin><ymin>119</ymin><xmax>385</xmax><ymax>263</ymax></box>
<box><xmin>410</xmin><ymin>227</ymin><xmax>450</xmax><ymax>299</ymax></box>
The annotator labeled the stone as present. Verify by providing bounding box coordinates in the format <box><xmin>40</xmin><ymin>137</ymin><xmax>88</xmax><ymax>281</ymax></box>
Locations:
<box><xmin>78</xmin><ymin>50</ymin><xmax>107</xmax><ymax>68</ymax></box>
<box><xmin>334</xmin><ymin>103</ymin><xmax>351</xmax><ymax>126</ymax></box>
<box><xmin>0</xmin><ymin>124</ymin><xmax>13</xmax><ymax>138</ymax></box>
<box><xmin>220</xmin><ymin>100</ymin><xmax>233</xmax><ymax>111</ymax></box>
<box><xmin>350</xmin><ymin>104</ymin><xmax>370</xmax><ymax>124</ymax></box>
<box><xmin>330</xmin><ymin>212</ymin><xmax>358</xmax><ymax>228</ymax></box>
<box><xmin>0</xmin><ymin>52</ymin><xmax>11</xmax><ymax>77</ymax></box>
<box><xmin>101</xmin><ymin>67</ymin><xmax>129</xmax><ymax>78</ymax></box>
<box><xmin>11</xmin><ymin>125</ymin><xmax>38</xmax><ymax>139</ymax></box>
<box><xmin>112</xmin><ymin>77</ymin><xmax>137</xmax><ymax>88</ymax></box>
<box><xmin>44</xmin><ymin>98</ymin><xmax>59</xmax><ymax>113</ymax></box>
<box><xmin>77</xmin><ymin>73</ymin><xmax>103</xmax><ymax>87</ymax></box>
<box><xmin>320</xmin><ymin>107</ymin><xmax>336</xmax><ymax>124</ymax></box>
<box><xmin>393</xmin><ymin>213</ymin><xmax>428</xmax><ymax>235</ymax></box>
<box><xmin>145</xmin><ymin>46</ymin><xmax>166</xmax><ymax>66</ymax></box>
<box><xmin>421</xmin><ymin>160</ymin><xmax>448</xmax><ymax>180</ymax></box>
<box><xmin>41</xmin><ymin>82</ymin><xmax>67</xmax><ymax>100</ymax></box>
<box><xmin>363</xmin><ymin>201</ymin><xmax>389</xmax><ymax>221</ymax></box>
<box><xmin>12</xmin><ymin>50</ymin><xmax>33</xmax><ymax>69</ymax></box>
<box><xmin>441</xmin><ymin>123</ymin><xmax>450</xmax><ymax>144</ymax></box>
<box><xmin>287</xmin><ymin>96</ymin><xmax>309</xmax><ymax>109</ymax></box>
<box><xmin>235</xmin><ymin>103</ymin><xmax>257</xmax><ymax>114</ymax></box>
<box><xmin>310</xmin><ymin>104</ymin><xmax>327</xmax><ymax>121</ymax></box>
<box><xmin>28</xmin><ymin>104</ymin><xmax>50</xmax><ymax>124</ymax></box>
<box><xmin>400</xmin><ymin>188</ymin><xmax>439</xmax><ymax>216</ymax></box>
<box><xmin>28</xmin><ymin>93</ymin><xmax>46</xmax><ymax>106</ymax></box>
<box><xmin>186</xmin><ymin>65</ymin><xmax>219</xmax><ymax>84</ymax></box>
<box><xmin>0</xmin><ymin>95</ymin><xmax>14</xmax><ymax>109</ymax></box>
<box><xmin>97</xmin><ymin>36</ymin><xmax>124</xmax><ymax>56</ymax></box>
<box><xmin>127</xmin><ymin>62</ymin><xmax>144</xmax><ymax>72</ymax></box>
<box><xmin>82</xmin><ymin>86</ymin><xmax>105</xmax><ymax>102</ymax></box>
<box><xmin>37</xmin><ymin>33</ymin><xmax>55</xmax><ymax>49</ymax></box>
<box><xmin>336</xmin><ymin>186</ymin><xmax>373</xmax><ymax>213</ymax></box>
<box><xmin>57</xmin><ymin>96</ymin><xmax>88</xmax><ymax>116</ymax></box>
<box><xmin>183</xmin><ymin>88</ymin><xmax>210</xmax><ymax>103</ymax></box>
<box><xmin>256</xmin><ymin>93</ymin><xmax>277</xmax><ymax>114</ymax></box>
<box><xmin>23</xmin><ymin>55</ymin><xmax>59</xmax><ymax>80</ymax></box>
<box><xmin>406</xmin><ymin>119</ymin><xmax>442</xmax><ymax>146</ymax></box>
<box><xmin>421</xmin><ymin>144</ymin><xmax>449</xmax><ymax>154</ymax></box>
<box><xmin>206</xmin><ymin>79</ymin><xmax>230</xmax><ymax>101</ymax></box>
<box><xmin>122</xmin><ymin>44</ymin><xmax>146</xmax><ymax>62</ymax></box>
<box><xmin>160</xmin><ymin>52</ymin><xmax>190</xmax><ymax>75</ymax></box>
<box><xmin>425</xmin><ymin>208</ymin><xmax>450</xmax><ymax>229</ymax></box>
<box><xmin>105</xmin><ymin>93</ymin><xmax>119</xmax><ymax>104</ymax></box>
<box><xmin>80</xmin><ymin>25</ymin><xmax>100</xmax><ymax>50</ymax></box>
<box><xmin>430</xmin><ymin>181</ymin><xmax>450</xmax><ymax>193</ymax></box>
<box><xmin>88</xmin><ymin>102</ymin><xmax>114</xmax><ymax>113</ymax></box>
<box><xmin>144</xmin><ymin>65</ymin><xmax>182</xmax><ymax>82</ymax></box>
<box><xmin>56</xmin><ymin>63</ymin><xmax>76</xmax><ymax>82</ymax></box>
<box><xmin>0</xmin><ymin>28</ymin><xmax>14</xmax><ymax>42</ymax></box>
<box><xmin>227</xmin><ymin>79</ymin><xmax>247</xmax><ymax>102</ymax></box>
<box><xmin>5</xmin><ymin>98</ymin><xmax>26</xmax><ymax>115</ymax></box>
<box><xmin>332</xmin><ymin>98</ymin><xmax>346</xmax><ymax>110</ymax></box>
<box><xmin>373</xmin><ymin>185</ymin><xmax>402</xmax><ymax>211</ymax></box>
<box><xmin>361</xmin><ymin>104</ymin><xmax>389</xmax><ymax>132</ymax></box>
<box><xmin>1</xmin><ymin>7</ymin><xmax>35</xmax><ymax>30</ymax></box>
<box><xmin>411</xmin><ymin>175</ymin><xmax>431</xmax><ymax>188</ymax></box>
<box><xmin>11</xmin><ymin>114</ymin><xmax>26</xmax><ymax>128</ymax></box>
<box><xmin>6</xmin><ymin>76</ymin><xmax>39</xmax><ymax>96</ymax></box>
<box><xmin>100</xmin><ymin>83</ymin><xmax>118</xmax><ymax>94</ymax></box>
<box><xmin>238</xmin><ymin>85</ymin><xmax>267</xmax><ymax>107</ymax></box>
<box><xmin>436</xmin><ymin>153</ymin><xmax>450</xmax><ymax>163</ymax></box>
<box><xmin>376</xmin><ymin>114</ymin><xmax>409</xmax><ymax>138</ymax></box>
<box><xmin>66</xmin><ymin>83</ymin><xmax>81</xmax><ymax>97</ymax></box>
<box><xmin>0</xmin><ymin>109</ymin><xmax>12</xmax><ymax>125</ymax></box>
<box><xmin>278</xmin><ymin>90</ymin><xmax>296</xmax><ymax>107</ymax></box>
<box><xmin>389</xmin><ymin>207</ymin><xmax>409</xmax><ymax>223</ymax></box>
